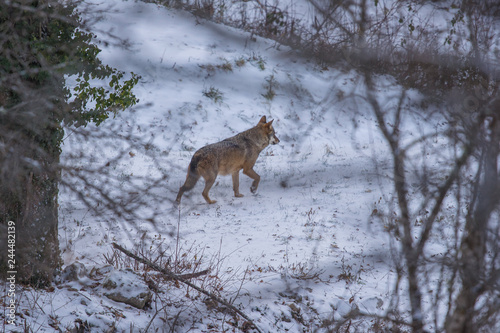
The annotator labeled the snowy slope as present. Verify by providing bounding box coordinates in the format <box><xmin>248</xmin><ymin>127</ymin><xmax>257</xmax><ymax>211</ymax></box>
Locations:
<box><xmin>5</xmin><ymin>0</ymin><xmax>446</xmax><ymax>332</ymax></box>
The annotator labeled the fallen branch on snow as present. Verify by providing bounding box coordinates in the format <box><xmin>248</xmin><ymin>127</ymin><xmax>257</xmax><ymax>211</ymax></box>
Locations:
<box><xmin>111</xmin><ymin>242</ymin><xmax>262</xmax><ymax>333</ymax></box>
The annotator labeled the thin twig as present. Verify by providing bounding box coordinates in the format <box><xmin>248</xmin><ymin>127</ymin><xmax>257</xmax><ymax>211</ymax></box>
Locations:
<box><xmin>163</xmin><ymin>269</ymin><xmax>211</xmax><ymax>281</ymax></box>
<box><xmin>144</xmin><ymin>304</ymin><xmax>167</xmax><ymax>333</ymax></box>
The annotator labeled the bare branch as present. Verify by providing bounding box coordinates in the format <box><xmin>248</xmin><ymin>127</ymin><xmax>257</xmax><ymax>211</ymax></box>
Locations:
<box><xmin>112</xmin><ymin>242</ymin><xmax>263</xmax><ymax>333</ymax></box>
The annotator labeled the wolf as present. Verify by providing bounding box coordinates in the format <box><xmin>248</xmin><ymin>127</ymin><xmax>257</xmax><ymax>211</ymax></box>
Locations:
<box><xmin>176</xmin><ymin>116</ymin><xmax>280</xmax><ymax>204</ymax></box>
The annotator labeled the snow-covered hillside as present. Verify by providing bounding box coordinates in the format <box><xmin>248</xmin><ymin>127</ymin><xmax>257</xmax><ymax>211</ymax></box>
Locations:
<box><xmin>5</xmin><ymin>0</ymin><xmax>452</xmax><ymax>332</ymax></box>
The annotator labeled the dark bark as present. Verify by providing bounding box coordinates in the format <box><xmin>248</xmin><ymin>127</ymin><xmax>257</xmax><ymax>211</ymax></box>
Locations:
<box><xmin>445</xmin><ymin>115</ymin><xmax>499</xmax><ymax>333</ymax></box>
<box><xmin>0</xmin><ymin>95</ymin><xmax>63</xmax><ymax>285</ymax></box>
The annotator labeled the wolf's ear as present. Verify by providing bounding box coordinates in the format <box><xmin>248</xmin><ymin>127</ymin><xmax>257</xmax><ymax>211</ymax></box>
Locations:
<box><xmin>259</xmin><ymin>116</ymin><xmax>267</xmax><ymax>124</ymax></box>
<box><xmin>266</xmin><ymin>119</ymin><xmax>274</xmax><ymax>127</ymax></box>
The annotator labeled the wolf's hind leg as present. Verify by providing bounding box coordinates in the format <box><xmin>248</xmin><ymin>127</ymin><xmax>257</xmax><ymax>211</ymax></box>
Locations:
<box><xmin>243</xmin><ymin>168</ymin><xmax>261</xmax><ymax>193</ymax></box>
<box><xmin>202</xmin><ymin>175</ymin><xmax>217</xmax><ymax>204</ymax></box>
<box><xmin>232</xmin><ymin>171</ymin><xmax>244</xmax><ymax>198</ymax></box>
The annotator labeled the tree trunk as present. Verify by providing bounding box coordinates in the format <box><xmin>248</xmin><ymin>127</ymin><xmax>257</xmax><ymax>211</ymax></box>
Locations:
<box><xmin>445</xmin><ymin>116</ymin><xmax>499</xmax><ymax>332</ymax></box>
<box><xmin>20</xmin><ymin>171</ymin><xmax>61</xmax><ymax>285</ymax></box>
<box><xmin>0</xmin><ymin>110</ymin><xmax>63</xmax><ymax>286</ymax></box>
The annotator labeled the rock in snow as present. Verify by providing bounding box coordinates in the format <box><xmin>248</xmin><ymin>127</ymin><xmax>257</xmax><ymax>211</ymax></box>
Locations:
<box><xmin>102</xmin><ymin>268</ymin><xmax>152</xmax><ymax>309</ymax></box>
<box><xmin>61</xmin><ymin>262</ymin><xmax>88</xmax><ymax>282</ymax></box>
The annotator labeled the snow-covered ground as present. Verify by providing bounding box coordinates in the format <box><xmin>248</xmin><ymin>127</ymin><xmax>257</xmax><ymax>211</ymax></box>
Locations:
<box><xmin>4</xmin><ymin>1</ymin><xmax>454</xmax><ymax>332</ymax></box>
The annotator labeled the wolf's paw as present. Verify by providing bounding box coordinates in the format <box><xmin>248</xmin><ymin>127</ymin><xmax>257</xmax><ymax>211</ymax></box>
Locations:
<box><xmin>250</xmin><ymin>186</ymin><xmax>258</xmax><ymax>193</ymax></box>
<box><xmin>235</xmin><ymin>193</ymin><xmax>244</xmax><ymax>198</ymax></box>
<box><xmin>208</xmin><ymin>199</ymin><xmax>217</xmax><ymax>204</ymax></box>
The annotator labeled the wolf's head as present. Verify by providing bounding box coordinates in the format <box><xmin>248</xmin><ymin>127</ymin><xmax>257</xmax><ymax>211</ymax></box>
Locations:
<box><xmin>258</xmin><ymin>116</ymin><xmax>280</xmax><ymax>145</ymax></box>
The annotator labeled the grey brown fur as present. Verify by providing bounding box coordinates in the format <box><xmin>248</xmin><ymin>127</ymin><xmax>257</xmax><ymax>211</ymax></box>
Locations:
<box><xmin>176</xmin><ymin>116</ymin><xmax>279</xmax><ymax>204</ymax></box>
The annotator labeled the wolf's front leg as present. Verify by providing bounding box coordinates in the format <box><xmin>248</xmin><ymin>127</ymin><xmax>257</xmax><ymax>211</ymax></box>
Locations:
<box><xmin>232</xmin><ymin>171</ymin><xmax>244</xmax><ymax>198</ymax></box>
<box><xmin>243</xmin><ymin>168</ymin><xmax>260</xmax><ymax>193</ymax></box>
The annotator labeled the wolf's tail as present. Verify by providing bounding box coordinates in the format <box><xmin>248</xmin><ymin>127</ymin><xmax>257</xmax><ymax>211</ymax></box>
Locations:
<box><xmin>175</xmin><ymin>157</ymin><xmax>201</xmax><ymax>203</ymax></box>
